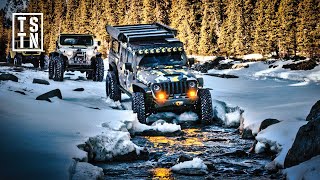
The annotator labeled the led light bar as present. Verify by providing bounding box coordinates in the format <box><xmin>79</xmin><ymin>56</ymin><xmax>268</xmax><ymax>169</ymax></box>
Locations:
<box><xmin>136</xmin><ymin>46</ymin><xmax>183</xmax><ymax>55</ymax></box>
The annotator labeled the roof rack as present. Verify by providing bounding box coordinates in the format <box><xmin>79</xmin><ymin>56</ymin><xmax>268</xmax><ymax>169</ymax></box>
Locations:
<box><xmin>106</xmin><ymin>22</ymin><xmax>178</xmax><ymax>43</ymax></box>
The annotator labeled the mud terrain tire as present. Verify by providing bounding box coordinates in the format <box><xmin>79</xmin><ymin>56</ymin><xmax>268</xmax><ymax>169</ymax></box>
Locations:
<box><xmin>93</xmin><ymin>57</ymin><xmax>104</xmax><ymax>82</ymax></box>
<box><xmin>48</xmin><ymin>59</ymin><xmax>54</xmax><ymax>79</ymax></box>
<box><xmin>53</xmin><ymin>56</ymin><xmax>64</xmax><ymax>81</ymax></box>
<box><xmin>132</xmin><ymin>94</ymin><xmax>137</xmax><ymax>113</ymax></box>
<box><xmin>106</xmin><ymin>71</ymin><xmax>121</xmax><ymax>101</ymax></box>
<box><xmin>134</xmin><ymin>92</ymin><xmax>146</xmax><ymax>124</ymax></box>
<box><xmin>197</xmin><ymin>89</ymin><xmax>213</xmax><ymax>125</ymax></box>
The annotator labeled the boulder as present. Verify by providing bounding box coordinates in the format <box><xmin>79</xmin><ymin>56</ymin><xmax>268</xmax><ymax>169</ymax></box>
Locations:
<box><xmin>205</xmin><ymin>73</ymin><xmax>239</xmax><ymax>79</ymax></box>
<box><xmin>284</xmin><ymin>119</ymin><xmax>320</xmax><ymax>168</ymax></box>
<box><xmin>32</xmin><ymin>78</ymin><xmax>50</xmax><ymax>85</ymax></box>
<box><xmin>259</xmin><ymin>119</ymin><xmax>281</xmax><ymax>132</ymax></box>
<box><xmin>73</xmin><ymin>88</ymin><xmax>85</xmax><ymax>92</ymax></box>
<box><xmin>177</xmin><ymin>154</ymin><xmax>193</xmax><ymax>163</ymax></box>
<box><xmin>70</xmin><ymin>161</ymin><xmax>104</xmax><ymax>180</ymax></box>
<box><xmin>282</xmin><ymin>59</ymin><xmax>317</xmax><ymax>70</ymax></box>
<box><xmin>306</xmin><ymin>100</ymin><xmax>320</xmax><ymax>121</ymax></box>
<box><xmin>241</xmin><ymin>128</ymin><xmax>254</xmax><ymax>139</ymax></box>
<box><xmin>0</xmin><ymin>73</ymin><xmax>18</xmax><ymax>82</ymax></box>
<box><xmin>36</xmin><ymin>89</ymin><xmax>62</xmax><ymax>102</ymax></box>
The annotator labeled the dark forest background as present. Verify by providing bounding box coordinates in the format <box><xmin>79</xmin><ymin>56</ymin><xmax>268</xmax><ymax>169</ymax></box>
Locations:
<box><xmin>0</xmin><ymin>0</ymin><xmax>319</xmax><ymax>60</ymax></box>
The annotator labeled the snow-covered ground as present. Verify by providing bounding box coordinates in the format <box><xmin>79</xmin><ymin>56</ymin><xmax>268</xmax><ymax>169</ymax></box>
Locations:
<box><xmin>284</xmin><ymin>155</ymin><xmax>320</xmax><ymax>180</ymax></box>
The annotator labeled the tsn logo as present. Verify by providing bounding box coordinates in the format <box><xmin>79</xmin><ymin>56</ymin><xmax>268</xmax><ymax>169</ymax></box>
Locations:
<box><xmin>12</xmin><ymin>13</ymin><xmax>43</xmax><ymax>52</ymax></box>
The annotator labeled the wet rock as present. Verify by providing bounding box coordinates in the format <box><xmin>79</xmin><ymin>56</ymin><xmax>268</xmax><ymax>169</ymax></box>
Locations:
<box><xmin>306</xmin><ymin>100</ymin><xmax>320</xmax><ymax>121</ymax></box>
<box><xmin>259</xmin><ymin>119</ymin><xmax>280</xmax><ymax>131</ymax></box>
<box><xmin>0</xmin><ymin>73</ymin><xmax>18</xmax><ymax>82</ymax></box>
<box><xmin>284</xmin><ymin>119</ymin><xmax>320</xmax><ymax>168</ymax></box>
<box><xmin>36</xmin><ymin>89</ymin><xmax>62</xmax><ymax>102</ymax></box>
<box><xmin>88</xmin><ymin>107</ymin><xmax>100</xmax><ymax>110</ymax></box>
<box><xmin>177</xmin><ymin>154</ymin><xmax>193</xmax><ymax>163</ymax></box>
<box><xmin>14</xmin><ymin>90</ymin><xmax>26</xmax><ymax>95</ymax></box>
<box><xmin>222</xmin><ymin>150</ymin><xmax>248</xmax><ymax>158</ymax></box>
<box><xmin>204</xmin><ymin>73</ymin><xmax>239</xmax><ymax>79</ymax></box>
<box><xmin>268</xmin><ymin>65</ymin><xmax>278</xmax><ymax>68</ymax></box>
<box><xmin>241</xmin><ymin>128</ymin><xmax>254</xmax><ymax>139</ymax></box>
<box><xmin>74</xmin><ymin>88</ymin><xmax>85</xmax><ymax>91</ymax></box>
<box><xmin>282</xmin><ymin>59</ymin><xmax>317</xmax><ymax>70</ymax></box>
<box><xmin>204</xmin><ymin>161</ymin><xmax>216</xmax><ymax>171</ymax></box>
<box><xmin>70</xmin><ymin>161</ymin><xmax>104</xmax><ymax>180</ymax></box>
<box><xmin>33</xmin><ymin>78</ymin><xmax>50</xmax><ymax>85</ymax></box>
<box><xmin>12</xmin><ymin>67</ymin><xmax>24</xmax><ymax>72</ymax></box>
<box><xmin>172</xmin><ymin>168</ymin><xmax>208</xmax><ymax>176</ymax></box>
<box><xmin>265</xmin><ymin>161</ymin><xmax>277</xmax><ymax>173</ymax></box>
<box><xmin>134</xmin><ymin>129</ymin><xmax>182</xmax><ymax>137</ymax></box>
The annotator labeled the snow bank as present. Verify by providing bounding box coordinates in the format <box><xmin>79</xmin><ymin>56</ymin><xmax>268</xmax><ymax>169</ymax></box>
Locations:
<box><xmin>284</xmin><ymin>155</ymin><xmax>320</xmax><ymax>180</ymax></box>
<box><xmin>71</xmin><ymin>162</ymin><xmax>104</xmax><ymax>180</ymax></box>
<box><xmin>243</xmin><ymin>54</ymin><xmax>264</xmax><ymax>60</ymax></box>
<box><xmin>255</xmin><ymin>120</ymin><xmax>307</xmax><ymax>167</ymax></box>
<box><xmin>212</xmin><ymin>99</ymin><xmax>242</xmax><ymax>127</ymax></box>
<box><xmin>171</xmin><ymin>158</ymin><xmax>208</xmax><ymax>171</ymax></box>
<box><xmin>86</xmin><ymin>131</ymin><xmax>143</xmax><ymax>161</ymax></box>
<box><xmin>188</xmin><ymin>55</ymin><xmax>216</xmax><ymax>63</ymax></box>
<box><xmin>128</xmin><ymin>118</ymin><xmax>181</xmax><ymax>134</ymax></box>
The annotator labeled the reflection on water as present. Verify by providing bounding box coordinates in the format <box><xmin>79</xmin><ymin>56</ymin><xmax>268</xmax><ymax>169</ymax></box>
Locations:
<box><xmin>146</xmin><ymin>128</ymin><xmax>204</xmax><ymax>149</ymax></box>
<box><xmin>152</xmin><ymin>168</ymin><xmax>173</xmax><ymax>180</ymax></box>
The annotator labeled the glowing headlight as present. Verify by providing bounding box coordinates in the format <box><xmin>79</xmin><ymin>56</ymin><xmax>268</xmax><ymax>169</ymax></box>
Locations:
<box><xmin>188</xmin><ymin>81</ymin><xmax>196</xmax><ymax>88</ymax></box>
<box><xmin>66</xmin><ymin>50</ymin><xmax>73</xmax><ymax>56</ymax></box>
<box><xmin>86</xmin><ymin>50</ymin><xmax>94</xmax><ymax>57</ymax></box>
<box><xmin>153</xmin><ymin>84</ymin><xmax>161</xmax><ymax>91</ymax></box>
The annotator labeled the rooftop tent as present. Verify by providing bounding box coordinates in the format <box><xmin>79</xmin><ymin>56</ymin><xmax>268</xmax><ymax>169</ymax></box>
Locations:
<box><xmin>106</xmin><ymin>23</ymin><xmax>178</xmax><ymax>43</ymax></box>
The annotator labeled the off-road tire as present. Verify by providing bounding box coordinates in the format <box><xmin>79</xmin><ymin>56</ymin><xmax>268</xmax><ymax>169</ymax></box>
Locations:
<box><xmin>197</xmin><ymin>89</ymin><xmax>213</xmax><ymax>125</ymax></box>
<box><xmin>53</xmin><ymin>56</ymin><xmax>64</xmax><ymax>81</ymax></box>
<box><xmin>33</xmin><ymin>58</ymin><xmax>39</xmax><ymax>68</ymax></box>
<box><xmin>132</xmin><ymin>94</ymin><xmax>137</xmax><ymax>113</ymax></box>
<box><xmin>14</xmin><ymin>54</ymin><xmax>22</xmax><ymax>66</ymax></box>
<box><xmin>39</xmin><ymin>55</ymin><xmax>45</xmax><ymax>69</ymax></box>
<box><xmin>93</xmin><ymin>57</ymin><xmax>104</xmax><ymax>82</ymax></box>
<box><xmin>106</xmin><ymin>71</ymin><xmax>121</xmax><ymax>101</ymax></box>
<box><xmin>134</xmin><ymin>92</ymin><xmax>146</xmax><ymax>124</ymax></box>
<box><xmin>48</xmin><ymin>59</ymin><xmax>54</xmax><ymax>79</ymax></box>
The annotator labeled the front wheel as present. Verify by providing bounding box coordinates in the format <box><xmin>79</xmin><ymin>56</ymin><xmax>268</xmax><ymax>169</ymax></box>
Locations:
<box><xmin>197</xmin><ymin>89</ymin><xmax>213</xmax><ymax>125</ymax></box>
<box><xmin>106</xmin><ymin>71</ymin><xmax>121</xmax><ymax>101</ymax></box>
<box><xmin>48</xmin><ymin>59</ymin><xmax>54</xmax><ymax>79</ymax></box>
<box><xmin>134</xmin><ymin>92</ymin><xmax>146</xmax><ymax>124</ymax></box>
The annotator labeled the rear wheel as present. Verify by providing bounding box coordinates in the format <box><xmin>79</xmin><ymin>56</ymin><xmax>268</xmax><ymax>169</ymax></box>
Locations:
<box><xmin>197</xmin><ymin>89</ymin><xmax>213</xmax><ymax>125</ymax></box>
<box><xmin>53</xmin><ymin>56</ymin><xmax>64</xmax><ymax>81</ymax></box>
<box><xmin>134</xmin><ymin>92</ymin><xmax>146</xmax><ymax>124</ymax></box>
<box><xmin>93</xmin><ymin>57</ymin><xmax>104</xmax><ymax>82</ymax></box>
<box><xmin>106</xmin><ymin>71</ymin><xmax>121</xmax><ymax>101</ymax></box>
<box><xmin>14</xmin><ymin>54</ymin><xmax>22</xmax><ymax>66</ymax></box>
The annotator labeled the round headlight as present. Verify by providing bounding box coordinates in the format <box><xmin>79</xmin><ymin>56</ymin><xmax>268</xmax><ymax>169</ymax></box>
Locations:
<box><xmin>188</xmin><ymin>81</ymin><xmax>196</xmax><ymax>88</ymax></box>
<box><xmin>153</xmin><ymin>84</ymin><xmax>161</xmax><ymax>91</ymax></box>
<box><xmin>66</xmin><ymin>50</ymin><xmax>73</xmax><ymax>56</ymax></box>
<box><xmin>86</xmin><ymin>50</ymin><xmax>94</xmax><ymax>57</ymax></box>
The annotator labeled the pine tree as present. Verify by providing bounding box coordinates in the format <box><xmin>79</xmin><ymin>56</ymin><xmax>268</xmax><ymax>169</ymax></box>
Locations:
<box><xmin>142</xmin><ymin>0</ymin><xmax>155</xmax><ymax>23</ymax></box>
<box><xmin>126</xmin><ymin>0</ymin><xmax>142</xmax><ymax>24</ymax></box>
<box><xmin>278</xmin><ymin>0</ymin><xmax>299</xmax><ymax>57</ymax></box>
<box><xmin>199</xmin><ymin>0</ymin><xmax>216</xmax><ymax>55</ymax></box>
<box><xmin>297</xmin><ymin>0</ymin><xmax>319</xmax><ymax>57</ymax></box>
<box><xmin>253</xmin><ymin>0</ymin><xmax>268</xmax><ymax>55</ymax></box>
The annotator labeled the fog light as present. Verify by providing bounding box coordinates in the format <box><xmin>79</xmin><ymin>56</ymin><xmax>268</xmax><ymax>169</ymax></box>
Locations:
<box><xmin>188</xmin><ymin>89</ymin><xmax>197</xmax><ymax>100</ymax></box>
<box><xmin>156</xmin><ymin>91</ymin><xmax>167</xmax><ymax>102</ymax></box>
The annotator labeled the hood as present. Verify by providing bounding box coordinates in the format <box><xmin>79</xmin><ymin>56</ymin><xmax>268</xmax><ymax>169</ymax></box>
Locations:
<box><xmin>137</xmin><ymin>68</ymin><xmax>197</xmax><ymax>85</ymax></box>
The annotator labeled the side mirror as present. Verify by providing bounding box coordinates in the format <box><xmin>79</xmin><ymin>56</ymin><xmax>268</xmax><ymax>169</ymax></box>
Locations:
<box><xmin>125</xmin><ymin>62</ymin><xmax>133</xmax><ymax>72</ymax></box>
<box><xmin>97</xmin><ymin>41</ymin><xmax>101</xmax><ymax>46</ymax></box>
<box><xmin>188</xmin><ymin>58</ymin><xmax>195</xmax><ymax>67</ymax></box>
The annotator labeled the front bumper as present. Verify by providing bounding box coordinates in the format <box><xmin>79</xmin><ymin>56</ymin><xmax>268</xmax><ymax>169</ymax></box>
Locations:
<box><xmin>152</xmin><ymin>96</ymin><xmax>198</xmax><ymax>112</ymax></box>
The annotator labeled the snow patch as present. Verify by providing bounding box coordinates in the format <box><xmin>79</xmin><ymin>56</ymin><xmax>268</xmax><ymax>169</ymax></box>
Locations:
<box><xmin>243</xmin><ymin>54</ymin><xmax>264</xmax><ymax>60</ymax></box>
<box><xmin>284</xmin><ymin>155</ymin><xmax>320</xmax><ymax>180</ymax></box>
<box><xmin>129</xmin><ymin>118</ymin><xmax>181</xmax><ymax>133</ymax></box>
<box><xmin>177</xmin><ymin>112</ymin><xmax>199</xmax><ymax>122</ymax></box>
<box><xmin>171</xmin><ymin>158</ymin><xmax>208</xmax><ymax>171</ymax></box>
<box><xmin>255</xmin><ymin>120</ymin><xmax>307</xmax><ymax>167</ymax></box>
<box><xmin>212</xmin><ymin>99</ymin><xmax>242</xmax><ymax>127</ymax></box>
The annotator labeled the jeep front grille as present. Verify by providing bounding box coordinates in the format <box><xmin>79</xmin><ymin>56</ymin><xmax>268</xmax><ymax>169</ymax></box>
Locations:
<box><xmin>159</xmin><ymin>81</ymin><xmax>188</xmax><ymax>96</ymax></box>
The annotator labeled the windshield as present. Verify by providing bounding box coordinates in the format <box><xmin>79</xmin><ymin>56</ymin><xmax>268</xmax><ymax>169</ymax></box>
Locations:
<box><xmin>139</xmin><ymin>52</ymin><xmax>185</xmax><ymax>67</ymax></box>
<box><xmin>60</xmin><ymin>35</ymin><xmax>93</xmax><ymax>46</ymax></box>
